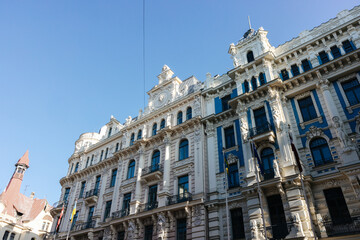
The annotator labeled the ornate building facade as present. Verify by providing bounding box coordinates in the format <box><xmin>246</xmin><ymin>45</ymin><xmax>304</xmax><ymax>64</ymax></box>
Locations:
<box><xmin>0</xmin><ymin>151</ymin><xmax>54</xmax><ymax>240</ymax></box>
<box><xmin>51</xmin><ymin>6</ymin><xmax>360</xmax><ymax>240</ymax></box>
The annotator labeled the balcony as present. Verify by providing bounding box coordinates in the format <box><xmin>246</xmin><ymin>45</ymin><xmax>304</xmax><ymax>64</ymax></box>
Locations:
<box><xmin>249</xmin><ymin>122</ymin><xmax>275</xmax><ymax>143</ymax></box>
<box><xmin>84</xmin><ymin>189</ymin><xmax>98</xmax><ymax>205</ymax></box>
<box><xmin>263</xmin><ymin>168</ymin><xmax>275</xmax><ymax>181</ymax></box>
<box><xmin>141</xmin><ymin>163</ymin><xmax>163</xmax><ymax>183</ymax></box>
<box><xmin>323</xmin><ymin>216</ymin><xmax>360</xmax><ymax>237</ymax></box>
<box><xmin>265</xmin><ymin>223</ymin><xmax>289</xmax><ymax>240</ymax></box>
<box><xmin>50</xmin><ymin>200</ymin><xmax>67</xmax><ymax>216</ymax></box>
<box><xmin>167</xmin><ymin>192</ymin><xmax>192</xmax><ymax>205</ymax></box>
<box><xmin>71</xmin><ymin>220</ymin><xmax>96</xmax><ymax>232</ymax></box>
<box><xmin>141</xmin><ymin>201</ymin><xmax>158</xmax><ymax>212</ymax></box>
<box><xmin>112</xmin><ymin>208</ymin><xmax>130</xmax><ymax>219</ymax></box>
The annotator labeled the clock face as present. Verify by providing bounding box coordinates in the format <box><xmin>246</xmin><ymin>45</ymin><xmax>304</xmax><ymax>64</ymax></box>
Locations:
<box><xmin>154</xmin><ymin>91</ymin><xmax>169</xmax><ymax>108</ymax></box>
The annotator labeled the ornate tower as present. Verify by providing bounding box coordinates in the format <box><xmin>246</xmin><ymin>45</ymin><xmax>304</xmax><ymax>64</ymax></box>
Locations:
<box><xmin>4</xmin><ymin>150</ymin><xmax>30</xmax><ymax>197</ymax></box>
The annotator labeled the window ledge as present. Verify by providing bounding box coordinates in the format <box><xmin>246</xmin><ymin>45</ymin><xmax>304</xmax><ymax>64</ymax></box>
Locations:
<box><xmin>223</xmin><ymin>145</ymin><xmax>238</xmax><ymax>153</ymax></box>
<box><xmin>300</xmin><ymin>116</ymin><xmax>323</xmax><ymax>129</ymax></box>
<box><xmin>346</xmin><ymin>103</ymin><xmax>360</xmax><ymax>114</ymax></box>
<box><xmin>311</xmin><ymin>161</ymin><xmax>338</xmax><ymax>172</ymax></box>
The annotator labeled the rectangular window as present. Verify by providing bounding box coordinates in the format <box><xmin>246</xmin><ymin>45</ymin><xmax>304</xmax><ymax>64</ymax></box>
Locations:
<box><xmin>3</xmin><ymin>231</ymin><xmax>9</xmax><ymax>240</ymax></box>
<box><xmin>301</xmin><ymin>59</ymin><xmax>312</xmax><ymax>72</ymax></box>
<box><xmin>176</xmin><ymin>218</ymin><xmax>187</xmax><ymax>240</ymax></box>
<box><xmin>9</xmin><ymin>233</ymin><xmax>15</xmax><ymax>240</ymax></box>
<box><xmin>178</xmin><ymin>175</ymin><xmax>189</xmax><ymax>197</ymax></box>
<box><xmin>330</xmin><ymin>45</ymin><xmax>342</xmax><ymax>59</ymax></box>
<box><xmin>144</xmin><ymin>225</ymin><xmax>153</xmax><ymax>240</ymax></box>
<box><xmin>122</xmin><ymin>193</ymin><xmax>131</xmax><ymax>215</ymax></box>
<box><xmin>147</xmin><ymin>185</ymin><xmax>158</xmax><ymax>210</ymax></box>
<box><xmin>291</xmin><ymin>64</ymin><xmax>300</xmax><ymax>77</ymax></box>
<box><xmin>224</xmin><ymin>126</ymin><xmax>236</xmax><ymax>149</ymax></box>
<box><xmin>110</xmin><ymin>169</ymin><xmax>117</xmax><ymax>187</ymax></box>
<box><xmin>90</xmin><ymin>155</ymin><xmax>94</xmax><ymax>166</ymax></box>
<box><xmin>280</xmin><ymin>69</ymin><xmax>289</xmax><ymax>80</ymax></box>
<box><xmin>79</xmin><ymin>181</ymin><xmax>86</xmax><ymax>198</ymax></box>
<box><xmin>324</xmin><ymin>188</ymin><xmax>352</xmax><ymax>225</ymax></box>
<box><xmin>253</xmin><ymin>107</ymin><xmax>268</xmax><ymax>128</ymax></box>
<box><xmin>117</xmin><ymin>231</ymin><xmax>125</xmax><ymax>240</ymax></box>
<box><xmin>341</xmin><ymin>78</ymin><xmax>360</xmax><ymax>106</ymax></box>
<box><xmin>318</xmin><ymin>51</ymin><xmax>329</xmax><ymax>64</ymax></box>
<box><xmin>342</xmin><ymin>40</ymin><xmax>355</xmax><ymax>53</ymax></box>
<box><xmin>74</xmin><ymin>162</ymin><xmax>79</xmax><ymax>173</ymax></box>
<box><xmin>87</xmin><ymin>206</ymin><xmax>94</xmax><ymax>223</ymax></box>
<box><xmin>71</xmin><ymin>211</ymin><xmax>79</xmax><ymax>229</ymax></box>
<box><xmin>69</xmin><ymin>163</ymin><xmax>74</xmax><ymax>174</ymax></box>
<box><xmin>221</xmin><ymin>94</ymin><xmax>231</xmax><ymax>111</ymax></box>
<box><xmin>108</xmin><ymin>127</ymin><xmax>112</xmax><ymax>138</ymax></box>
<box><xmin>115</xmin><ymin>143</ymin><xmax>119</xmax><ymax>152</ymax></box>
<box><xmin>103</xmin><ymin>200</ymin><xmax>112</xmax><ymax>221</ymax></box>
<box><xmin>231</xmin><ymin>208</ymin><xmax>245</xmax><ymax>239</ymax></box>
<box><xmin>94</xmin><ymin>175</ymin><xmax>101</xmax><ymax>194</ymax></box>
<box><xmin>100</xmin><ymin>150</ymin><xmax>104</xmax><ymax>161</ymax></box>
<box><xmin>63</xmin><ymin>188</ymin><xmax>70</xmax><ymax>202</ymax></box>
<box><xmin>298</xmin><ymin>96</ymin><xmax>317</xmax><ymax>122</ymax></box>
<box><xmin>228</xmin><ymin>163</ymin><xmax>239</xmax><ymax>188</ymax></box>
<box><xmin>105</xmin><ymin>148</ymin><xmax>109</xmax><ymax>159</ymax></box>
<box><xmin>86</xmin><ymin>157</ymin><xmax>90</xmax><ymax>168</ymax></box>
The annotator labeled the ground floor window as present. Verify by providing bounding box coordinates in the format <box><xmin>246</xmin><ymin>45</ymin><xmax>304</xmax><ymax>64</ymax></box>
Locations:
<box><xmin>231</xmin><ymin>208</ymin><xmax>245</xmax><ymax>239</ymax></box>
<box><xmin>177</xmin><ymin>218</ymin><xmax>187</xmax><ymax>240</ymax></box>
<box><xmin>323</xmin><ymin>187</ymin><xmax>352</xmax><ymax>225</ymax></box>
<box><xmin>144</xmin><ymin>225</ymin><xmax>153</xmax><ymax>240</ymax></box>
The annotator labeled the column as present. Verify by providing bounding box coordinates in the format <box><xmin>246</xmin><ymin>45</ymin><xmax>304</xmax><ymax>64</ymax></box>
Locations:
<box><xmin>317</xmin><ymin>78</ymin><xmax>359</xmax><ymax>164</ymax></box>
<box><xmin>205</xmin><ymin>122</ymin><xmax>217</xmax><ymax>194</ymax></box>
<box><xmin>132</xmin><ymin>144</ymin><xmax>145</xmax><ymax>213</ymax></box>
<box><xmin>236</xmin><ymin>103</ymin><xmax>254</xmax><ymax>178</ymax></box>
<box><xmin>111</xmin><ymin>156</ymin><xmax>123</xmax><ymax>213</ymax></box>
<box><xmin>194</xmin><ymin>128</ymin><xmax>204</xmax><ymax>195</ymax></box>
<box><xmin>158</xmin><ymin>133</ymin><xmax>171</xmax><ymax>207</ymax></box>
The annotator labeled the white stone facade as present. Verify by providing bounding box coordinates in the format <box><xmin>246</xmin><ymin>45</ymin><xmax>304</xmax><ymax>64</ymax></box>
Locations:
<box><xmin>51</xmin><ymin>6</ymin><xmax>360</xmax><ymax>240</ymax></box>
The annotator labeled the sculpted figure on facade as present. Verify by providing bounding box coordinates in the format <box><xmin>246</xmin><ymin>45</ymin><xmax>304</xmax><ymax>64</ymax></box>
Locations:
<box><xmin>157</xmin><ymin>213</ymin><xmax>166</xmax><ymax>240</ymax></box>
<box><xmin>273</xmin><ymin>159</ymin><xmax>281</xmax><ymax>178</ymax></box>
<box><xmin>289</xmin><ymin>212</ymin><xmax>304</xmax><ymax>237</ymax></box>
<box><xmin>125</xmin><ymin>116</ymin><xmax>132</xmax><ymax>126</ymax></box>
<box><xmin>333</xmin><ymin>116</ymin><xmax>355</xmax><ymax>152</ymax></box>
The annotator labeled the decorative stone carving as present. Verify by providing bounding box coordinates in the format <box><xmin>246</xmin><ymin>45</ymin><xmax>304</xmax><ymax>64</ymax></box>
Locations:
<box><xmin>125</xmin><ymin>116</ymin><xmax>132</xmax><ymax>126</ymax></box>
<box><xmin>193</xmin><ymin>96</ymin><xmax>201</xmax><ymax>116</ymax></box>
<box><xmin>250</xmin><ymin>220</ymin><xmax>258</xmax><ymax>239</ymax></box>
<box><xmin>193</xmin><ymin>205</ymin><xmax>202</xmax><ymax>226</ymax></box>
<box><xmin>332</xmin><ymin>116</ymin><xmax>356</xmax><ymax>152</ymax></box>
<box><xmin>306</xmin><ymin>126</ymin><xmax>324</xmax><ymax>140</ymax></box>
<box><xmin>227</xmin><ymin>153</ymin><xmax>238</xmax><ymax>164</ymax></box>
<box><xmin>273</xmin><ymin>159</ymin><xmax>281</xmax><ymax>178</ymax></box>
<box><xmin>157</xmin><ymin>213</ymin><xmax>166</xmax><ymax>240</ymax></box>
<box><xmin>103</xmin><ymin>226</ymin><xmax>112</xmax><ymax>240</ymax></box>
<box><xmin>194</xmin><ymin>129</ymin><xmax>201</xmax><ymax>142</ymax></box>
<box><xmin>288</xmin><ymin>212</ymin><xmax>304</xmax><ymax>237</ymax></box>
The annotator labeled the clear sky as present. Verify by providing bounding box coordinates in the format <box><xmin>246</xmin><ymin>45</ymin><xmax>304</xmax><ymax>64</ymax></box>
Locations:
<box><xmin>0</xmin><ymin>0</ymin><xmax>358</xmax><ymax>205</ymax></box>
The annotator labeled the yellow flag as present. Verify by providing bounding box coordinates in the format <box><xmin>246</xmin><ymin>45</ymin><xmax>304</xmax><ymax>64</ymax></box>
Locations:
<box><xmin>70</xmin><ymin>201</ymin><xmax>77</xmax><ymax>222</ymax></box>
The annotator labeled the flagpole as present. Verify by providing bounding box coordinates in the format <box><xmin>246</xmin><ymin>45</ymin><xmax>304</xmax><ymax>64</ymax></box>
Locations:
<box><xmin>66</xmin><ymin>199</ymin><xmax>77</xmax><ymax>240</ymax></box>
<box><xmin>222</xmin><ymin>148</ymin><xmax>231</xmax><ymax>240</ymax></box>
<box><xmin>250</xmin><ymin>141</ymin><xmax>268</xmax><ymax>240</ymax></box>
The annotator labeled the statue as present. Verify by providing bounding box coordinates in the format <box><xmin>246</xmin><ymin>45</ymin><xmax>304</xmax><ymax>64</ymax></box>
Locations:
<box><xmin>157</xmin><ymin>213</ymin><xmax>166</xmax><ymax>240</ymax></box>
<box><xmin>288</xmin><ymin>212</ymin><xmax>304</xmax><ymax>237</ymax></box>
<box><xmin>333</xmin><ymin>116</ymin><xmax>355</xmax><ymax>152</ymax></box>
<box><xmin>125</xmin><ymin>116</ymin><xmax>132</xmax><ymax>126</ymax></box>
<box><xmin>273</xmin><ymin>159</ymin><xmax>281</xmax><ymax>178</ymax></box>
<box><xmin>250</xmin><ymin>220</ymin><xmax>258</xmax><ymax>239</ymax></box>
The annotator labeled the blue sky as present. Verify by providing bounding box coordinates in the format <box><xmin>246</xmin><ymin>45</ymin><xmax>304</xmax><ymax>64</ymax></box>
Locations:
<box><xmin>0</xmin><ymin>0</ymin><xmax>358</xmax><ymax>204</ymax></box>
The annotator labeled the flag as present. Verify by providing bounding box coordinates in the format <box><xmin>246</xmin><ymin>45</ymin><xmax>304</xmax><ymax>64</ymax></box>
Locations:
<box><xmin>56</xmin><ymin>204</ymin><xmax>65</xmax><ymax>232</ymax></box>
<box><xmin>251</xmin><ymin>142</ymin><xmax>265</xmax><ymax>175</ymax></box>
<box><xmin>70</xmin><ymin>201</ymin><xmax>77</xmax><ymax>222</ymax></box>
<box><xmin>289</xmin><ymin>133</ymin><xmax>303</xmax><ymax>172</ymax></box>
<box><xmin>224</xmin><ymin>153</ymin><xmax>230</xmax><ymax>176</ymax></box>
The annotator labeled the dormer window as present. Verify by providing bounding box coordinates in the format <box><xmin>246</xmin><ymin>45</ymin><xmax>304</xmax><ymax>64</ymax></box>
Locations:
<box><xmin>247</xmin><ymin>51</ymin><xmax>254</xmax><ymax>63</ymax></box>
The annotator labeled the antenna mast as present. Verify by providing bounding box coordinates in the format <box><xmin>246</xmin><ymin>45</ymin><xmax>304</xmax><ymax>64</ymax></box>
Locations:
<box><xmin>248</xmin><ymin>16</ymin><xmax>252</xmax><ymax>29</ymax></box>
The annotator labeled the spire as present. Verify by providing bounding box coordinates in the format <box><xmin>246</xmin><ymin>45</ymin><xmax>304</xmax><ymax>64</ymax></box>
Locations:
<box><xmin>17</xmin><ymin>150</ymin><xmax>29</xmax><ymax>168</ymax></box>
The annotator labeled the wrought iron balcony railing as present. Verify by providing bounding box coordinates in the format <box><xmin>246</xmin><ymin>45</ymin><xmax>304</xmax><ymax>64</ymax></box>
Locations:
<box><xmin>71</xmin><ymin>220</ymin><xmax>96</xmax><ymax>232</ymax></box>
<box><xmin>142</xmin><ymin>163</ymin><xmax>163</xmax><ymax>175</ymax></box>
<box><xmin>167</xmin><ymin>192</ymin><xmax>192</xmax><ymax>205</ymax></box>
<box><xmin>52</xmin><ymin>200</ymin><xmax>68</xmax><ymax>209</ymax></box>
<box><xmin>112</xmin><ymin>208</ymin><xmax>130</xmax><ymax>219</ymax></box>
<box><xmin>145</xmin><ymin>201</ymin><xmax>158</xmax><ymax>211</ymax></box>
<box><xmin>323</xmin><ymin>216</ymin><xmax>360</xmax><ymax>237</ymax></box>
<box><xmin>249</xmin><ymin>122</ymin><xmax>273</xmax><ymax>138</ymax></box>
<box><xmin>85</xmin><ymin>189</ymin><xmax>98</xmax><ymax>198</ymax></box>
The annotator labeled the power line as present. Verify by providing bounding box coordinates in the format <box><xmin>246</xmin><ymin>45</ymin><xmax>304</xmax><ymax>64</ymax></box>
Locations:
<box><xmin>142</xmin><ymin>0</ymin><xmax>146</xmax><ymax>109</ymax></box>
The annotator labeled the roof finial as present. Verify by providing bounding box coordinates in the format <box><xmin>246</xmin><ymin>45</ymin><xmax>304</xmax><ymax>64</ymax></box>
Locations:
<box><xmin>248</xmin><ymin>16</ymin><xmax>252</xmax><ymax>29</ymax></box>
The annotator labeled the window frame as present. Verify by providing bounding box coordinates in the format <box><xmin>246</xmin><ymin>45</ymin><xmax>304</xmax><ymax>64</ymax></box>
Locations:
<box><xmin>160</xmin><ymin>119</ymin><xmax>166</xmax><ymax>129</ymax></box>
<box><xmin>179</xmin><ymin>139</ymin><xmax>189</xmax><ymax>161</ymax></box>
<box><xmin>330</xmin><ymin>45</ymin><xmax>342</xmax><ymax>59</ymax></box>
<box><xmin>130</xmin><ymin>133</ymin><xmax>135</xmax><ymax>146</ymax></box>
<box><xmin>152</xmin><ymin>123</ymin><xmax>157</xmax><ymax>136</ymax></box>
<box><xmin>223</xmin><ymin>125</ymin><xmax>236</xmax><ymax>149</ymax></box>
<box><xmin>291</xmin><ymin>64</ymin><xmax>300</xmax><ymax>77</ymax></box>
<box><xmin>336</xmin><ymin>73</ymin><xmax>360</xmax><ymax>112</ymax></box>
<box><xmin>137</xmin><ymin>130</ymin><xmax>142</xmax><ymax>140</ymax></box>
<box><xmin>310</xmin><ymin>137</ymin><xmax>333</xmax><ymax>166</ymax></box>
<box><xmin>246</xmin><ymin>51</ymin><xmax>254</xmax><ymax>63</ymax></box>
<box><xmin>301</xmin><ymin>59</ymin><xmax>312</xmax><ymax>72</ymax></box>
<box><xmin>110</xmin><ymin>168</ymin><xmax>117</xmax><ymax>187</ymax></box>
<box><xmin>186</xmin><ymin>107</ymin><xmax>192</xmax><ymax>120</ymax></box>
<box><xmin>127</xmin><ymin>160</ymin><xmax>135</xmax><ymax>179</ymax></box>
<box><xmin>294</xmin><ymin>91</ymin><xmax>321</xmax><ymax>126</ymax></box>
<box><xmin>177</xmin><ymin>111</ymin><xmax>183</xmax><ymax>125</ymax></box>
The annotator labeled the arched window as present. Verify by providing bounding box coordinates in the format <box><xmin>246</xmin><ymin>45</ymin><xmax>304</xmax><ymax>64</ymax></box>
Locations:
<box><xmin>251</xmin><ymin>77</ymin><xmax>257</xmax><ymax>91</ymax></box>
<box><xmin>130</xmin><ymin>133</ymin><xmax>135</xmax><ymax>146</ymax></box>
<box><xmin>310</xmin><ymin>138</ymin><xmax>333</xmax><ymax>166</ymax></box>
<box><xmin>160</xmin><ymin>119</ymin><xmax>166</xmax><ymax>129</ymax></box>
<box><xmin>186</xmin><ymin>107</ymin><xmax>192</xmax><ymax>120</ymax></box>
<box><xmin>261</xmin><ymin>147</ymin><xmax>275</xmax><ymax>180</ymax></box>
<box><xmin>127</xmin><ymin>160</ymin><xmax>135</xmax><ymax>179</ymax></box>
<box><xmin>152</xmin><ymin>123</ymin><xmax>157</xmax><ymax>136</ymax></box>
<box><xmin>247</xmin><ymin>51</ymin><xmax>254</xmax><ymax>63</ymax></box>
<box><xmin>259</xmin><ymin>73</ymin><xmax>266</xmax><ymax>85</ymax></box>
<box><xmin>137</xmin><ymin>130</ymin><xmax>142</xmax><ymax>140</ymax></box>
<box><xmin>244</xmin><ymin>80</ymin><xmax>249</xmax><ymax>93</ymax></box>
<box><xmin>179</xmin><ymin>139</ymin><xmax>189</xmax><ymax>160</ymax></box>
<box><xmin>177</xmin><ymin>111</ymin><xmax>183</xmax><ymax>125</ymax></box>
<box><xmin>151</xmin><ymin>150</ymin><xmax>160</xmax><ymax>171</ymax></box>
